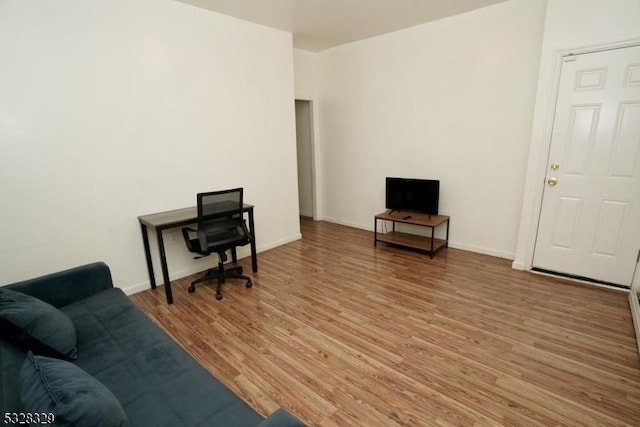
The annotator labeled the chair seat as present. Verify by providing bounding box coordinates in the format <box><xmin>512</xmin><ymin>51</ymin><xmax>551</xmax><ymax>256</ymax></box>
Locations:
<box><xmin>187</xmin><ymin>230</ymin><xmax>249</xmax><ymax>255</ymax></box>
<box><xmin>206</xmin><ymin>229</ymin><xmax>249</xmax><ymax>251</ymax></box>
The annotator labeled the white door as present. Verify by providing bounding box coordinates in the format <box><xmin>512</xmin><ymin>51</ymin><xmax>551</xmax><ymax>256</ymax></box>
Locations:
<box><xmin>533</xmin><ymin>45</ymin><xmax>640</xmax><ymax>287</ymax></box>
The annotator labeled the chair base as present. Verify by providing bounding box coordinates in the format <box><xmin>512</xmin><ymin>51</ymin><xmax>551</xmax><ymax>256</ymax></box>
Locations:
<box><xmin>188</xmin><ymin>262</ymin><xmax>252</xmax><ymax>301</ymax></box>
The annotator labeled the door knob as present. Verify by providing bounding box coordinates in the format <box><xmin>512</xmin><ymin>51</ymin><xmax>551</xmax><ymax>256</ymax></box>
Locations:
<box><xmin>547</xmin><ymin>177</ymin><xmax>558</xmax><ymax>186</ymax></box>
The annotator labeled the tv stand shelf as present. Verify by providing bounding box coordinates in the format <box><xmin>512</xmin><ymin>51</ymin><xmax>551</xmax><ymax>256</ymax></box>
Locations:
<box><xmin>374</xmin><ymin>210</ymin><xmax>450</xmax><ymax>258</ymax></box>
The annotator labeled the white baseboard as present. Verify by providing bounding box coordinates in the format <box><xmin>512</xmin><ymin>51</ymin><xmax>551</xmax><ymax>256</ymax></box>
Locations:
<box><xmin>511</xmin><ymin>260</ymin><xmax>526</xmax><ymax>270</ymax></box>
<box><xmin>121</xmin><ymin>263</ymin><xmax>206</xmax><ymax>296</ymax></box>
<box><xmin>261</xmin><ymin>233</ymin><xmax>303</xmax><ymax>252</ymax></box>
<box><xmin>322</xmin><ymin>216</ymin><xmax>372</xmax><ymax>232</ymax></box>
<box><xmin>446</xmin><ymin>241</ymin><xmax>515</xmax><ymax>260</ymax></box>
<box><xmin>122</xmin><ymin>233</ymin><xmax>302</xmax><ymax>296</ymax></box>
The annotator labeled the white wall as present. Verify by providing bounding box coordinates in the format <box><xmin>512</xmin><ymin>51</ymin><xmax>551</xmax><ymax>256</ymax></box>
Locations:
<box><xmin>0</xmin><ymin>0</ymin><xmax>300</xmax><ymax>291</ymax></box>
<box><xmin>293</xmin><ymin>49</ymin><xmax>319</xmax><ymax>100</ymax></box>
<box><xmin>316</xmin><ymin>0</ymin><xmax>546</xmax><ymax>258</ymax></box>
<box><xmin>513</xmin><ymin>0</ymin><xmax>640</xmax><ymax>269</ymax></box>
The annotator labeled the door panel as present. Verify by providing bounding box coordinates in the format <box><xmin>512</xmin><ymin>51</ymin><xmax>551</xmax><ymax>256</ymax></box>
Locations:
<box><xmin>551</xmin><ymin>196</ymin><xmax>581</xmax><ymax>249</ymax></box>
<box><xmin>592</xmin><ymin>200</ymin><xmax>627</xmax><ymax>256</ymax></box>
<box><xmin>564</xmin><ymin>105</ymin><xmax>599</xmax><ymax>175</ymax></box>
<box><xmin>609</xmin><ymin>102</ymin><xmax>640</xmax><ymax>177</ymax></box>
<box><xmin>533</xmin><ymin>45</ymin><xmax>640</xmax><ymax>287</ymax></box>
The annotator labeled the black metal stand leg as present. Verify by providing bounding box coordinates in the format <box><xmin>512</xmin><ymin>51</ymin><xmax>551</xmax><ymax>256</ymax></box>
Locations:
<box><xmin>248</xmin><ymin>209</ymin><xmax>258</xmax><ymax>272</ymax></box>
<box><xmin>156</xmin><ymin>230</ymin><xmax>174</xmax><ymax>304</ymax></box>
<box><xmin>445</xmin><ymin>219</ymin><xmax>450</xmax><ymax>247</ymax></box>
<box><xmin>374</xmin><ymin>218</ymin><xmax>377</xmax><ymax>246</ymax></box>
<box><xmin>430</xmin><ymin>227</ymin><xmax>435</xmax><ymax>259</ymax></box>
<box><xmin>140</xmin><ymin>223</ymin><xmax>156</xmax><ymax>289</ymax></box>
<box><xmin>231</xmin><ymin>248</ymin><xmax>238</xmax><ymax>263</ymax></box>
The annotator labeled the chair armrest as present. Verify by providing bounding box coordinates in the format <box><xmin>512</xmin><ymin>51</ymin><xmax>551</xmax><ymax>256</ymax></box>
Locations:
<box><xmin>4</xmin><ymin>262</ymin><xmax>114</xmax><ymax>308</ymax></box>
<box><xmin>241</xmin><ymin>219</ymin><xmax>251</xmax><ymax>241</ymax></box>
<box><xmin>182</xmin><ymin>227</ymin><xmax>198</xmax><ymax>252</ymax></box>
<box><xmin>256</xmin><ymin>409</ymin><xmax>305</xmax><ymax>427</ymax></box>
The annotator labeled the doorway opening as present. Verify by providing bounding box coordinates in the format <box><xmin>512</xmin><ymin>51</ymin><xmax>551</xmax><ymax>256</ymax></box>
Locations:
<box><xmin>294</xmin><ymin>99</ymin><xmax>317</xmax><ymax>221</ymax></box>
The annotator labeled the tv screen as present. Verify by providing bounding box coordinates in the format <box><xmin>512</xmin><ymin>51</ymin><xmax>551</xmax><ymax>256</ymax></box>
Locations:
<box><xmin>386</xmin><ymin>177</ymin><xmax>439</xmax><ymax>215</ymax></box>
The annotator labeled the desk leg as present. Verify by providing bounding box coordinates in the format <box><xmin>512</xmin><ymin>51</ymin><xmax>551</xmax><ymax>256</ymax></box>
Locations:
<box><xmin>249</xmin><ymin>209</ymin><xmax>258</xmax><ymax>272</ymax></box>
<box><xmin>156</xmin><ymin>230</ymin><xmax>174</xmax><ymax>305</ymax></box>
<box><xmin>140</xmin><ymin>223</ymin><xmax>156</xmax><ymax>289</ymax></box>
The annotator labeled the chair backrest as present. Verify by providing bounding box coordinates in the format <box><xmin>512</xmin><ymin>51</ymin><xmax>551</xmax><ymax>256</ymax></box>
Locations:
<box><xmin>197</xmin><ymin>188</ymin><xmax>243</xmax><ymax>223</ymax></box>
<box><xmin>195</xmin><ymin>188</ymin><xmax>247</xmax><ymax>252</ymax></box>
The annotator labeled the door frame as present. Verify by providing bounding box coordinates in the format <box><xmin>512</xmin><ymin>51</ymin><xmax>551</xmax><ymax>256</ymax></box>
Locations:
<box><xmin>630</xmin><ymin>256</ymin><xmax>640</xmax><ymax>355</ymax></box>
<box><xmin>294</xmin><ymin>98</ymin><xmax>320</xmax><ymax>220</ymax></box>
<box><xmin>513</xmin><ymin>37</ymin><xmax>640</xmax><ymax>273</ymax></box>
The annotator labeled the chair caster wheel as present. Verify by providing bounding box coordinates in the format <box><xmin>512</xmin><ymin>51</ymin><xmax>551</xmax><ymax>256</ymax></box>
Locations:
<box><xmin>188</xmin><ymin>285</ymin><xmax>195</xmax><ymax>293</ymax></box>
<box><xmin>246</xmin><ymin>281</ymin><xmax>252</xmax><ymax>288</ymax></box>
<box><xmin>216</xmin><ymin>293</ymin><xmax>223</xmax><ymax>300</ymax></box>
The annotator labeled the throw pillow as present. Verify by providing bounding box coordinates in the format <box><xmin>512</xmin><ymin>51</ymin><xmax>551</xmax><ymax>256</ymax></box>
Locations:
<box><xmin>20</xmin><ymin>352</ymin><xmax>129</xmax><ymax>427</ymax></box>
<box><xmin>0</xmin><ymin>287</ymin><xmax>77</xmax><ymax>360</ymax></box>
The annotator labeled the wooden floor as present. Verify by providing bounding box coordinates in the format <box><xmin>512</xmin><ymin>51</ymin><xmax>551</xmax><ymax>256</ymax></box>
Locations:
<box><xmin>130</xmin><ymin>219</ymin><xmax>640</xmax><ymax>426</ymax></box>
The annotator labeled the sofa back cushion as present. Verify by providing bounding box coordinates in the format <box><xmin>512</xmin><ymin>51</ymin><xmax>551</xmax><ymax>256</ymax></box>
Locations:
<box><xmin>0</xmin><ymin>288</ymin><xmax>77</xmax><ymax>360</ymax></box>
<box><xmin>0</xmin><ymin>338</ymin><xmax>26</xmax><ymax>413</ymax></box>
<box><xmin>20</xmin><ymin>352</ymin><xmax>129</xmax><ymax>427</ymax></box>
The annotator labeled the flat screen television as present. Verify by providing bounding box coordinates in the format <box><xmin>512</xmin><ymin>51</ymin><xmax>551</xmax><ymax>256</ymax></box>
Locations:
<box><xmin>386</xmin><ymin>177</ymin><xmax>439</xmax><ymax>215</ymax></box>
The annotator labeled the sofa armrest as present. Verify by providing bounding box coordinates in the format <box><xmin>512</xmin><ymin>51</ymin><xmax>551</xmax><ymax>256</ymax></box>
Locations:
<box><xmin>5</xmin><ymin>262</ymin><xmax>114</xmax><ymax>308</ymax></box>
<box><xmin>257</xmin><ymin>408</ymin><xmax>305</xmax><ymax>427</ymax></box>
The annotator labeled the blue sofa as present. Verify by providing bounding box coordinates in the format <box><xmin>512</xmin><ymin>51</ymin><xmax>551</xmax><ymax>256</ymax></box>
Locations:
<box><xmin>0</xmin><ymin>262</ymin><xmax>303</xmax><ymax>426</ymax></box>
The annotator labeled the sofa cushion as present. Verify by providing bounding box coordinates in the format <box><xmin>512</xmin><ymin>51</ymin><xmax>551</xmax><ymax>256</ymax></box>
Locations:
<box><xmin>0</xmin><ymin>288</ymin><xmax>77</xmax><ymax>360</ymax></box>
<box><xmin>20</xmin><ymin>352</ymin><xmax>129</xmax><ymax>427</ymax></box>
<box><xmin>0</xmin><ymin>338</ymin><xmax>27</xmax><ymax>413</ymax></box>
<box><xmin>61</xmin><ymin>288</ymin><xmax>264</xmax><ymax>427</ymax></box>
<box><xmin>256</xmin><ymin>408</ymin><xmax>306</xmax><ymax>427</ymax></box>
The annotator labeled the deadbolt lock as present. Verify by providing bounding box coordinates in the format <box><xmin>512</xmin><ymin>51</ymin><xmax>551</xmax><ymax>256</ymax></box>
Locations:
<box><xmin>550</xmin><ymin>163</ymin><xmax>560</xmax><ymax>171</ymax></box>
<box><xmin>547</xmin><ymin>177</ymin><xmax>558</xmax><ymax>186</ymax></box>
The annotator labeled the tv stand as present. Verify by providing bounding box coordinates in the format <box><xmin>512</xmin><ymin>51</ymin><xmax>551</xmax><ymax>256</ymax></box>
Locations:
<box><xmin>374</xmin><ymin>210</ymin><xmax>450</xmax><ymax>258</ymax></box>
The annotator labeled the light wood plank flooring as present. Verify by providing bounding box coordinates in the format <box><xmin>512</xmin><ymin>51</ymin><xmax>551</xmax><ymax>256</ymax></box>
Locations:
<box><xmin>130</xmin><ymin>218</ymin><xmax>640</xmax><ymax>426</ymax></box>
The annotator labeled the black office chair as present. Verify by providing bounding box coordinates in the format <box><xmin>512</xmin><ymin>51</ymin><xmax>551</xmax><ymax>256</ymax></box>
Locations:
<box><xmin>182</xmin><ymin>188</ymin><xmax>253</xmax><ymax>300</ymax></box>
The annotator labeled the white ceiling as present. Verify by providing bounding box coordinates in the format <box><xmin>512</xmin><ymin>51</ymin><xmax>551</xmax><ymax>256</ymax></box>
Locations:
<box><xmin>177</xmin><ymin>0</ymin><xmax>509</xmax><ymax>52</ymax></box>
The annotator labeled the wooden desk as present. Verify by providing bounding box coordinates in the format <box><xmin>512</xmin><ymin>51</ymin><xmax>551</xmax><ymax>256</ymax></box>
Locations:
<box><xmin>138</xmin><ymin>204</ymin><xmax>256</xmax><ymax>304</ymax></box>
